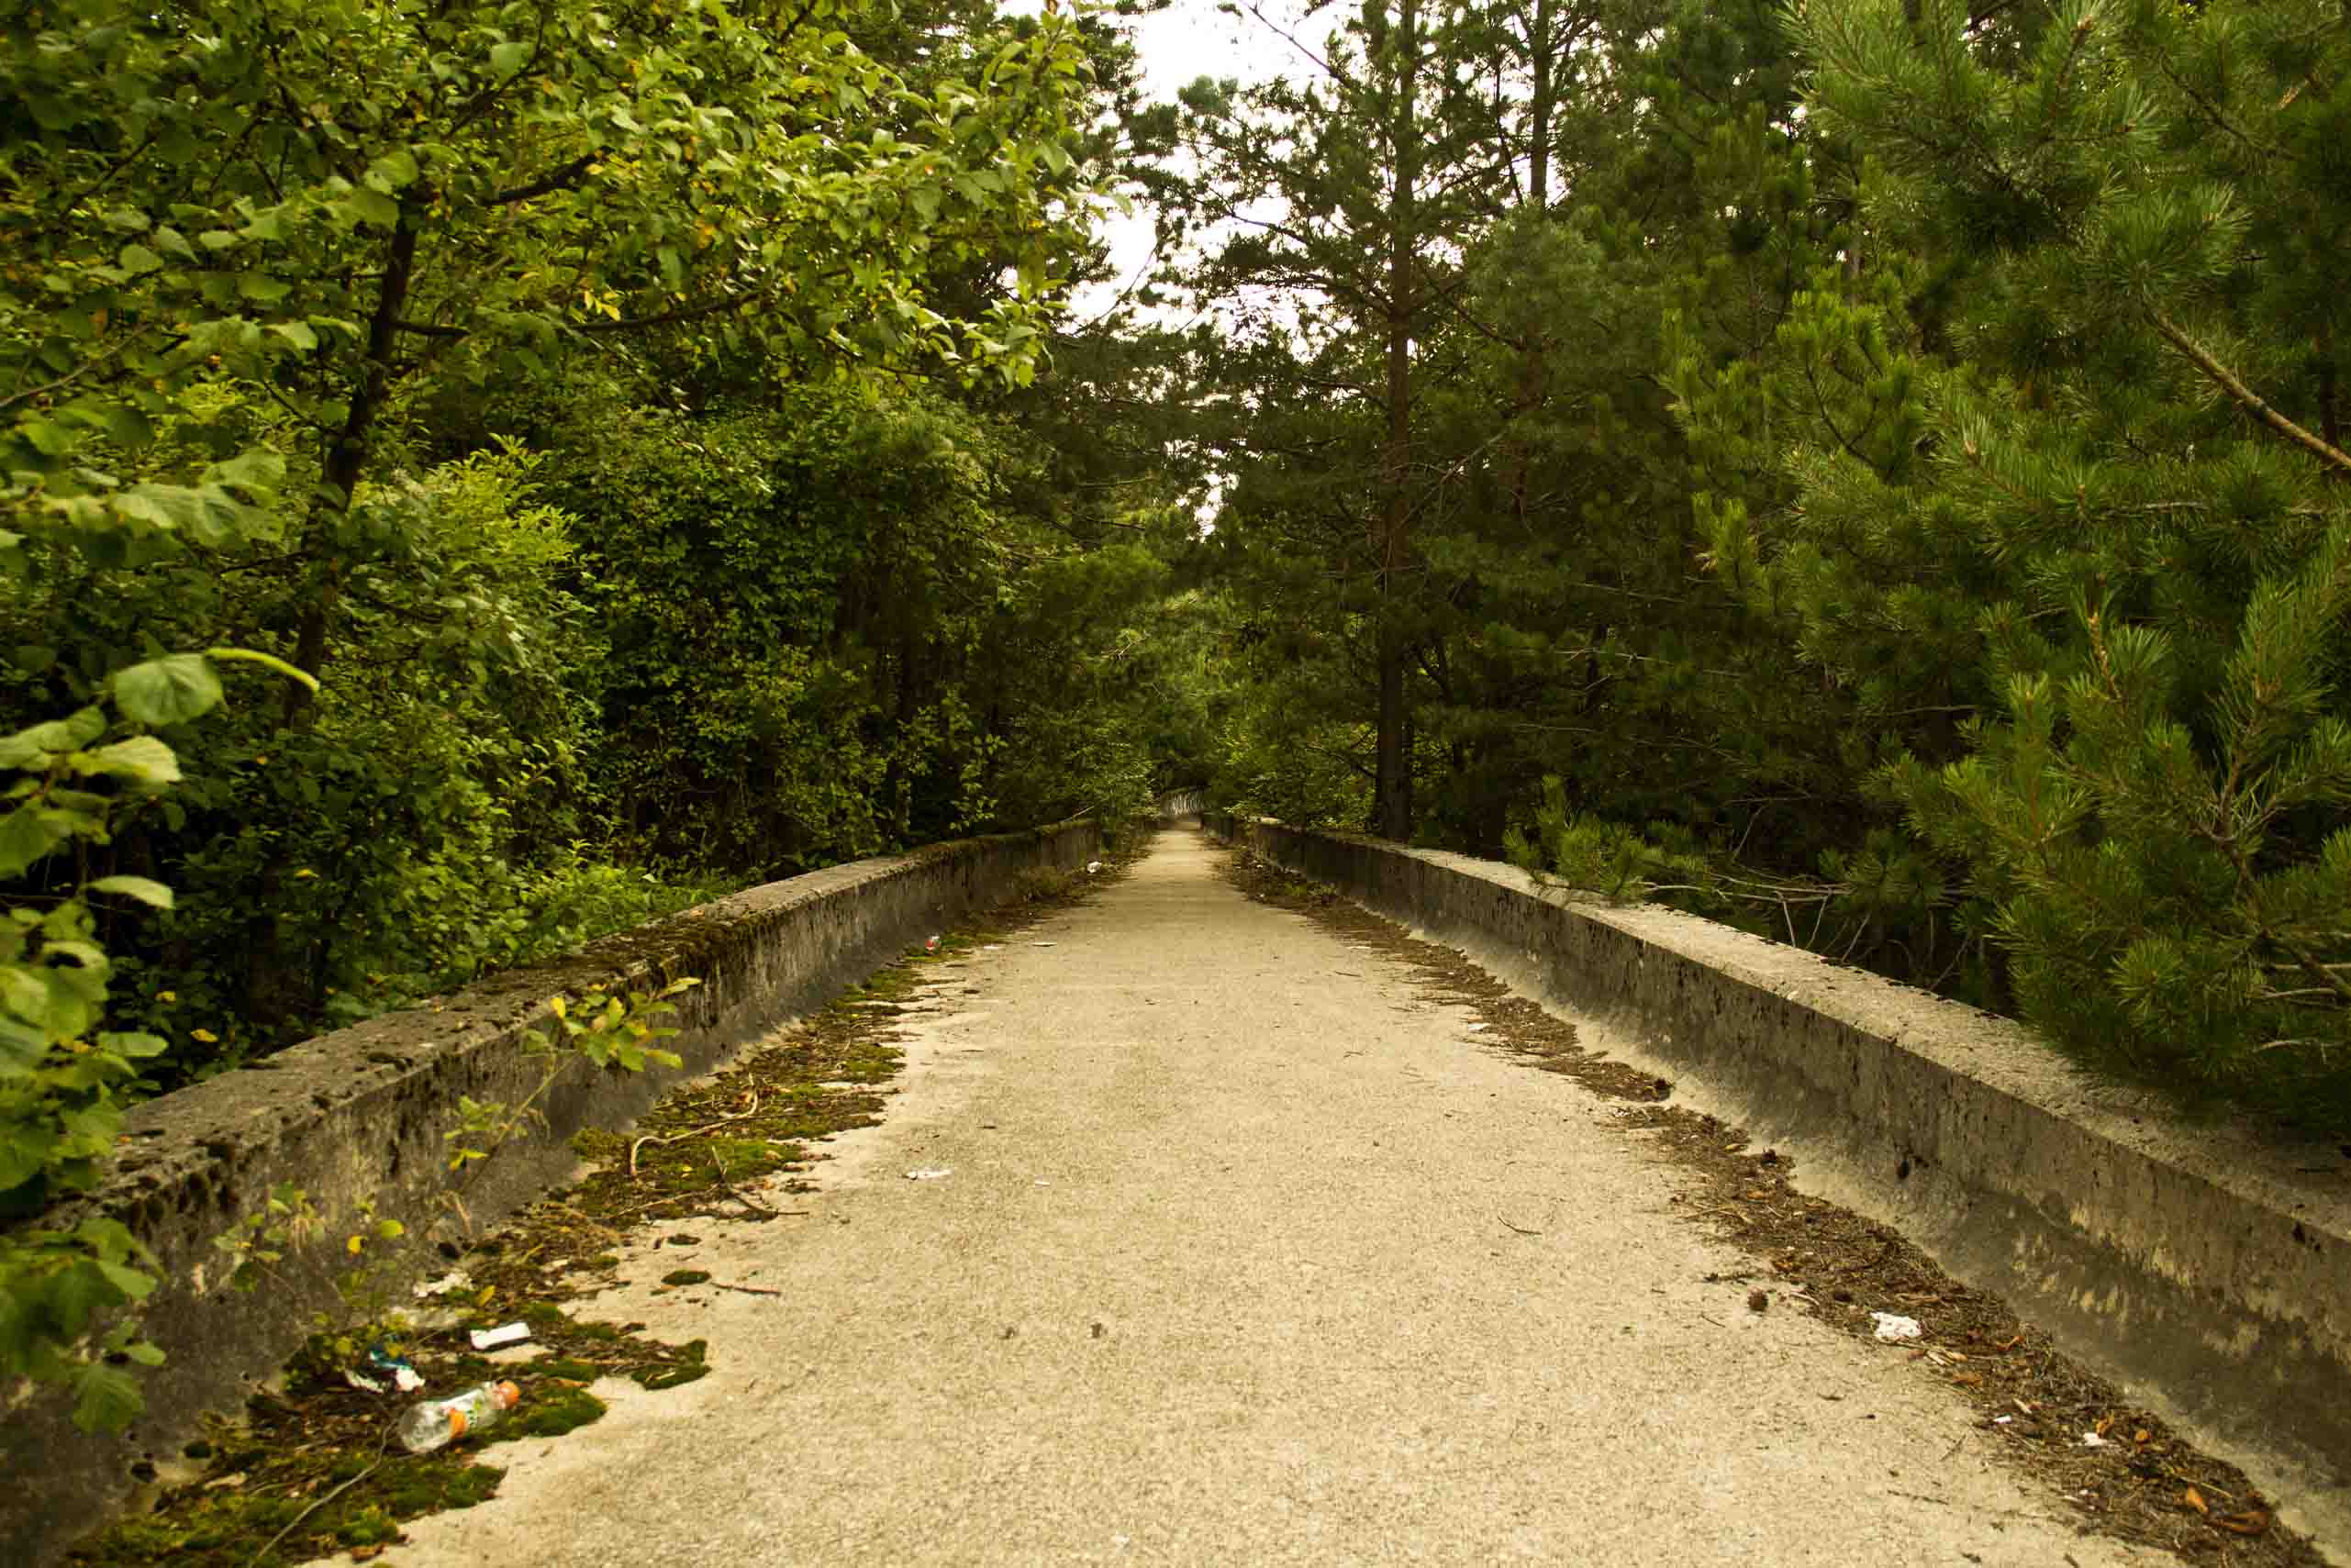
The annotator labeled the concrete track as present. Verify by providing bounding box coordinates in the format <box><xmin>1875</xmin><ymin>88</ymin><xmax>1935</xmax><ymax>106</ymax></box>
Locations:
<box><xmin>378</xmin><ymin>832</ymin><xmax>2164</xmax><ymax>1567</ymax></box>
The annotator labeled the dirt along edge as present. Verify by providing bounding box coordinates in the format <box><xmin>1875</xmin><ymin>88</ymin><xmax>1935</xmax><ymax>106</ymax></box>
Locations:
<box><xmin>61</xmin><ymin>846</ymin><xmax>1142</xmax><ymax>1568</ymax></box>
<box><xmin>1220</xmin><ymin>844</ymin><xmax>2333</xmax><ymax>1568</ymax></box>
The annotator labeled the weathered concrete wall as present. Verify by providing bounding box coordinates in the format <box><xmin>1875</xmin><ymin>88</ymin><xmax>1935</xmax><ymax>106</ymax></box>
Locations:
<box><xmin>3</xmin><ymin>819</ymin><xmax>1098</xmax><ymax>1567</ymax></box>
<box><xmin>1207</xmin><ymin>817</ymin><xmax>2351</xmax><ymax>1540</ymax></box>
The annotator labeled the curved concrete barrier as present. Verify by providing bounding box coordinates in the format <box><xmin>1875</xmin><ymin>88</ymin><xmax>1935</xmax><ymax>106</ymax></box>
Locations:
<box><xmin>3</xmin><ymin>819</ymin><xmax>1098</xmax><ymax>1566</ymax></box>
<box><xmin>1205</xmin><ymin>815</ymin><xmax>2351</xmax><ymax>1546</ymax></box>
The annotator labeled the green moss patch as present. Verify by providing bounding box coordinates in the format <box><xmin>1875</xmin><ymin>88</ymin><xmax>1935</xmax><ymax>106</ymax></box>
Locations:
<box><xmin>69</xmin><ymin>1422</ymin><xmax>508</xmax><ymax>1568</ymax></box>
<box><xmin>493</xmin><ymin>1386</ymin><xmax>607</xmax><ymax>1441</ymax></box>
<box><xmin>530</xmin><ymin>1357</ymin><xmax>601</xmax><ymax>1382</ymax></box>
<box><xmin>631</xmin><ymin>1362</ymin><xmax>710</xmax><ymax>1391</ymax></box>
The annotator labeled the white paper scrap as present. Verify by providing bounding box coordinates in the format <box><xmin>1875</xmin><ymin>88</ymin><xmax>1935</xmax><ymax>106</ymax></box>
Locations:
<box><xmin>469</xmin><ymin>1322</ymin><xmax>531</xmax><ymax>1351</ymax></box>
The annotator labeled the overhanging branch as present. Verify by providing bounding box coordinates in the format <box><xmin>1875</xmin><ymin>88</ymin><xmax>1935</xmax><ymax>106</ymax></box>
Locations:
<box><xmin>2150</xmin><ymin>310</ymin><xmax>2351</xmax><ymax>481</ymax></box>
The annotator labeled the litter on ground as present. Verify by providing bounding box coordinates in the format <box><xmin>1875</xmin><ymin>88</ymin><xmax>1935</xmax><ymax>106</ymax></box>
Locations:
<box><xmin>469</xmin><ymin>1322</ymin><xmax>532</xmax><ymax>1351</ymax></box>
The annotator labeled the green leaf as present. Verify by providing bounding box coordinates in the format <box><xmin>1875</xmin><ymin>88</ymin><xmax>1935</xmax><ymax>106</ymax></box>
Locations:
<box><xmin>342</xmin><ymin>187</ymin><xmax>401</xmax><ymax>228</ymax></box>
<box><xmin>0</xmin><ymin>707</ymin><xmax>107</xmax><ymax>768</ymax></box>
<box><xmin>88</xmin><ymin>875</ymin><xmax>173</xmax><ymax>908</ymax></box>
<box><xmin>96</xmin><ymin>1031</ymin><xmax>170</xmax><ymax>1059</ymax></box>
<box><xmin>122</xmin><ymin>1340</ymin><xmax>166</xmax><ymax>1369</ymax></box>
<box><xmin>0</xmin><ymin>1016</ymin><xmax>50</xmax><ymax>1076</ymax></box>
<box><xmin>367</xmin><ymin>148</ymin><xmax>420</xmax><ymax>191</ymax></box>
<box><xmin>113</xmin><ymin>655</ymin><xmax>224</xmax><ymax>727</ymax></box>
<box><xmin>113</xmin><ymin>483</ymin><xmax>251</xmax><ymax>544</ymax></box>
<box><xmin>0</xmin><ymin>1123</ymin><xmax>50</xmax><ymax>1189</ymax></box>
<box><xmin>69</xmin><ymin>1362</ymin><xmax>144</xmax><ymax>1435</ymax></box>
<box><xmin>94</xmin><ymin>1260</ymin><xmax>156</xmax><ymax>1301</ymax></box>
<box><xmin>78</xmin><ymin>738</ymin><xmax>181</xmax><ymax>785</ymax></box>
<box><xmin>0</xmin><ymin>806</ymin><xmax>72</xmax><ymax>877</ymax></box>
<box><xmin>205</xmin><ymin>450</ymin><xmax>284</xmax><ymax>495</ymax></box>
<box><xmin>268</xmin><ymin>321</ymin><xmax>318</xmax><ymax>351</ymax></box>
<box><xmin>94</xmin><ymin>402</ymin><xmax>156</xmax><ymax>449</ymax></box>
<box><xmin>117</xmin><ymin>244</ymin><xmax>163</xmax><ymax>276</ymax></box>
<box><xmin>489</xmin><ymin>40</ymin><xmax>530</xmax><ymax>77</ymax></box>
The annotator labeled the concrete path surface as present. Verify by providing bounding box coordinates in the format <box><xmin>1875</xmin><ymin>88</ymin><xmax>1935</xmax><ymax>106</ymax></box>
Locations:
<box><xmin>374</xmin><ymin>832</ymin><xmax>2164</xmax><ymax>1567</ymax></box>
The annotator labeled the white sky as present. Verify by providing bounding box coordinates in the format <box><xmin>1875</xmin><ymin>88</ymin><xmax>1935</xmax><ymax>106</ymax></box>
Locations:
<box><xmin>1004</xmin><ymin>0</ymin><xmax>1314</xmax><ymax>319</ymax></box>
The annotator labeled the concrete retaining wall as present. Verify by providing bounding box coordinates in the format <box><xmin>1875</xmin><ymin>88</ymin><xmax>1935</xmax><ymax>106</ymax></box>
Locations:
<box><xmin>3</xmin><ymin>819</ymin><xmax>1098</xmax><ymax>1566</ymax></box>
<box><xmin>1207</xmin><ymin>816</ymin><xmax>2351</xmax><ymax>1540</ymax></box>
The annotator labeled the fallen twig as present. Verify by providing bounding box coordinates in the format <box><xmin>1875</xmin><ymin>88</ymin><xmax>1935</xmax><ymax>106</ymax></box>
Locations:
<box><xmin>540</xmin><ymin>1204</ymin><xmax>628</xmax><ymax>1246</ymax></box>
<box><xmin>628</xmin><ymin>1095</ymin><xmax>765</xmax><ymax>1179</ymax></box>
<box><xmin>709</xmin><ymin>1144</ymin><xmax>775</xmax><ymax>1218</ymax></box>
<box><xmin>245</xmin><ymin>1449</ymin><xmax>383</xmax><ymax>1568</ymax></box>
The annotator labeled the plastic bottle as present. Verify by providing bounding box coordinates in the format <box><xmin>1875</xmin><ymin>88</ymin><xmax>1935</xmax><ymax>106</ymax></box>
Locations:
<box><xmin>396</xmin><ymin>1380</ymin><xmax>521</xmax><ymax>1453</ymax></box>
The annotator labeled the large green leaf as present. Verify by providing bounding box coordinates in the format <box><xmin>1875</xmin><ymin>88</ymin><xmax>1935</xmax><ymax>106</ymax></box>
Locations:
<box><xmin>205</xmin><ymin>450</ymin><xmax>286</xmax><ymax>495</ymax></box>
<box><xmin>0</xmin><ymin>807</ymin><xmax>72</xmax><ymax>878</ymax></box>
<box><xmin>0</xmin><ymin>1124</ymin><xmax>50</xmax><ymax>1191</ymax></box>
<box><xmin>96</xmin><ymin>1031</ymin><xmax>170</xmax><ymax>1059</ymax></box>
<box><xmin>112</xmin><ymin>483</ymin><xmax>251</xmax><ymax>546</ymax></box>
<box><xmin>88</xmin><ymin>875</ymin><xmax>174</xmax><ymax>909</ymax></box>
<box><xmin>113</xmin><ymin>656</ymin><xmax>224</xmax><ymax>727</ymax></box>
<box><xmin>0</xmin><ymin>709</ymin><xmax>106</xmax><ymax>769</ymax></box>
<box><xmin>78</xmin><ymin>738</ymin><xmax>182</xmax><ymax>786</ymax></box>
<box><xmin>0</xmin><ymin>1016</ymin><xmax>50</xmax><ymax>1076</ymax></box>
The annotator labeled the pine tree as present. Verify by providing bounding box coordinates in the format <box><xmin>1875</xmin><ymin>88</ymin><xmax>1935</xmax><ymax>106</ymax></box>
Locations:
<box><xmin>1716</xmin><ymin>0</ymin><xmax>2351</xmax><ymax>1126</ymax></box>
<box><xmin>1172</xmin><ymin>0</ymin><xmax>1518</xmax><ymax>838</ymax></box>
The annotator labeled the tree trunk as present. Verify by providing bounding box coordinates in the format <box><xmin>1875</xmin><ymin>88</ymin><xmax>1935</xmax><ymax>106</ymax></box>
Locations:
<box><xmin>282</xmin><ymin>210</ymin><xmax>420</xmax><ymax>727</ymax></box>
<box><xmin>1503</xmin><ymin>0</ymin><xmax>1554</xmax><ymax>523</ymax></box>
<box><xmin>1525</xmin><ymin>0</ymin><xmax>1554</xmax><ymax>210</ymax></box>
<box><xmin>1374</xmin><ymin>0</ymin><xmax>1421</xmax><ymax>843</ymax></box>
<box><xmin>247</xmin><ymin>209</ymin><xmax>422</xmax><ymax>1029</ymax></box>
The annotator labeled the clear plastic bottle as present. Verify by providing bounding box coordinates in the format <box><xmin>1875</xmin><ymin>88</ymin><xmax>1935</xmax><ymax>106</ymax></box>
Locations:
<box><xmin>396</xmin><ymin>1380</ymin><xmax>521</xmax><ymax>1453</ymax></box>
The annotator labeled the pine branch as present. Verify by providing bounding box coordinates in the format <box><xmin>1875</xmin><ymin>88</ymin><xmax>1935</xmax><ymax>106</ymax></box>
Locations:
<box><xmin>2149</xmin><ymin>310</ymin><xmax>2351</xmax><ymax>481</ymax></box>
